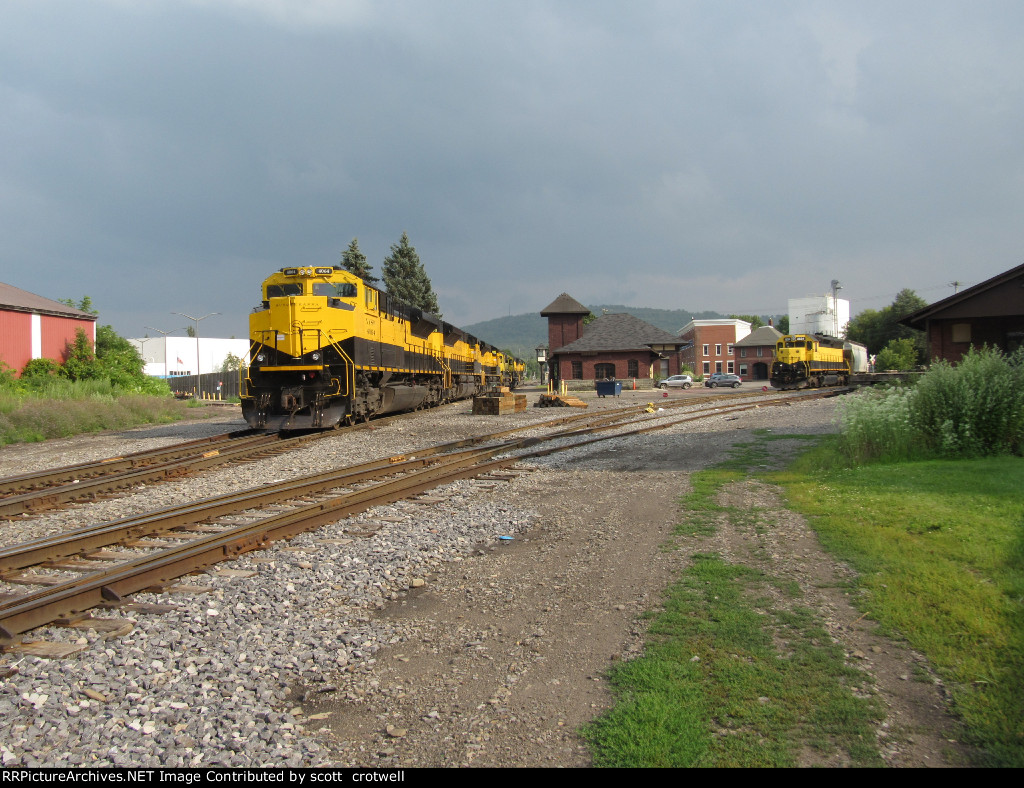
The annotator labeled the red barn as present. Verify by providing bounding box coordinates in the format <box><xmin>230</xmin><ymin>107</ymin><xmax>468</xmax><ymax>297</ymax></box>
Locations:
<box><xmin>0</xmin><ymin>282</ymin><xmax>98</xmax><ymax>375</ymax></box>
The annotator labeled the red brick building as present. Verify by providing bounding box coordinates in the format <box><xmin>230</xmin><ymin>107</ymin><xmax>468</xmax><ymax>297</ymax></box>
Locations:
<box><xmin>0</xmin><ymin>282</ymin><xmax>97</xmax><ymax>375</ymax></box>
<box><xmin>900</xmin><ymin>262</ymin><xmax>1024</xmax><ymax>363</ymax></box>
<box><xmin>733</xmin><ymin>325</ymin><xmax>782</xmax><ymax>381</ymax></box>
<box><xmin>678</xmin><ymin>319</ymin><xmax>752</xmax><ymax>378</ymax></box>
<box><xmin>541</xmin><ymin>294</ymin><xmax>686</xmax><ymax>386</ymax></box>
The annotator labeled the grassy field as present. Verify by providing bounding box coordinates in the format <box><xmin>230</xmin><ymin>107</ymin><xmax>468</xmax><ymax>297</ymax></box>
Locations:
<box><xmin>777</xmin><ymin>449</ymin><xmax>1024</xmax><ymax>767</ymax></box>
<box><xmin>585</xmin><ymin>431</ymin><xmax>1024</xmax><ymax>767</ymax></box>
<box><xmin>0</xmin><ymin>385</ymin><xmax>192</xmax><ymax>445</ymax></box>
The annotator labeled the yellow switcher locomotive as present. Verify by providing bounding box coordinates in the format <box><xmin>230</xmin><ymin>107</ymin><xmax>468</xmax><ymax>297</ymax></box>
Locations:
<box><xmin>241</xmin><ymin>266</ymin><xmax>523</xmax><ymax>429</ymax></box>
<box><xmin>770</xmin><ymin>333</ymin><xmax>867</xmax><ymax>390</ymax></box>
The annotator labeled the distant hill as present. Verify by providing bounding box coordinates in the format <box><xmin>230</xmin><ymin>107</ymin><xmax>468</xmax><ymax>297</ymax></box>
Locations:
<box><xmin>463</xmin><ymin>305</ymin><xmax>740</xmax><ymax>358</ymax></box>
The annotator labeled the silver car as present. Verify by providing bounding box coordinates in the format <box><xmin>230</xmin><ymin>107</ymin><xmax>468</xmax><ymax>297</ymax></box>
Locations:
<box><xmin>705</xmin><ymin>373</ymin><xmax>742</xmax><ymax>388</ymax></box>
<box><xmin>657</xmin><ymin>375</ymin><xmax>693</xmax><ymax>389</ymax></box>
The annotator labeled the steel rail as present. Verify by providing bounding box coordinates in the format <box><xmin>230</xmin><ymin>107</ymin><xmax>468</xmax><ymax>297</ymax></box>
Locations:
<box><xmin>0</xmin><ymin>391</ymin><xmax>836</xmax><ymax>642</ymax></box>
<box><xmin>0</xmin><ymin>391</ymin><xmax>801</xmax><ymax>572</ymax></box>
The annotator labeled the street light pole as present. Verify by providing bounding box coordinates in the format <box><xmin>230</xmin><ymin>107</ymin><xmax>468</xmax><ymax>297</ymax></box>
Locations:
<box><xmin>145</xmin><ymin>326</ymin><xmax>186</xmax><ymax>379</ymax></box>
<box><xmin>172</xmin><ymin>312</ymin><xmax>220</xmax><ymax>400</ymax></box>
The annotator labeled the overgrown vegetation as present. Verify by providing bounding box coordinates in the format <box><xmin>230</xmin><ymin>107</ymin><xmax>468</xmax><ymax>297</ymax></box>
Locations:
<box><xmin>0</xmin><ymin>299</ymin><xmax>186</xmax><ymax>444</ymax></box>
<box><xmin>834</xmin><ymin>346</ymin><xmax>1024</xmax><ymax>463</ymax></box>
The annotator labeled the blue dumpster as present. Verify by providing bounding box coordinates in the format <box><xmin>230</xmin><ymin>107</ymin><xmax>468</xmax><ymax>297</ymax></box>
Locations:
<box><xmin>595</xmin><ymin>380</ymin><xmax>622</xmax><ymax>398</ymax></box>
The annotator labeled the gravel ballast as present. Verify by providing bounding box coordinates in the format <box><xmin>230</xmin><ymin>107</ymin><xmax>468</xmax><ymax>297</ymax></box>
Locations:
<box><xmin>0</xmin><ymin>391</ymin><xmax>963</xmax><ymax>767</ymax></box>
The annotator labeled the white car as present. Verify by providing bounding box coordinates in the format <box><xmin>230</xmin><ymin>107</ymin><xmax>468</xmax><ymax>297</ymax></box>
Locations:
<box><xmin>657</xmin><ymin>375</ymin><xmax>693</xmax><ymax>389</ymax></box>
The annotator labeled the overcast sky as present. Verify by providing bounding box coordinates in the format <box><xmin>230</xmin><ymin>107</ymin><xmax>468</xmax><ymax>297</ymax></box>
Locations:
<box><xmin>2</xmin><ymin>0</ymin><xmax>1022</xmax><ymax>339</ymax></box>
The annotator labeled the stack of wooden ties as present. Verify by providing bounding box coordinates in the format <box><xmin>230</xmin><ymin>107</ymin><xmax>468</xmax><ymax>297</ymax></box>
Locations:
<box><xmin>472</xmin><ymin>387</ymin><xmax>529</xmax><ymax>415</ymax></box>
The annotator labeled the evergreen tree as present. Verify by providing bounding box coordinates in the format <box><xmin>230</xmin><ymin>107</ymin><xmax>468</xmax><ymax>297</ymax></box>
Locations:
<box><xmin>340</xmin><ymin>238</ymin><xmax>378</xmax><ymax>284</ymax></box>
<box><xmin>381</xmin><ymin>232</ymin><xmax>441</xmax><ymax>315</ymax></box>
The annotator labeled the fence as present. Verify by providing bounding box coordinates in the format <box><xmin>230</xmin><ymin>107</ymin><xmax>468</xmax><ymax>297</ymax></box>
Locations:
<box><xmin>166</xmin><ymin>370</ymin><xmax>243</xmax><ymax>401</ymax></box>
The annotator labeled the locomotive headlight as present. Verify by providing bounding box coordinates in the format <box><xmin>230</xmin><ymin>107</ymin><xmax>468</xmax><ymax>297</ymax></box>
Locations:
<box><xmin>311</xmin><ymin>352</ymin><xmax>321</xmax><ymax>361</ymax></box>
<box><xmin>256</xmin><ymin>353</ymin><xmax>266</xmax><ymax>363</ymax></box>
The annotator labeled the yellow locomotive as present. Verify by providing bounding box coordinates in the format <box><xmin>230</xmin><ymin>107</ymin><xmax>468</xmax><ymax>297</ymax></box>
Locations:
<box><xmin>770</xmin><ymin>333</ymin><xmax>866</xmax><ymax>390</ymax></box>
<box><xmin>241</xmin><ymin>266</ymin><xmax>523</xmax><ymax>429</ymax></box>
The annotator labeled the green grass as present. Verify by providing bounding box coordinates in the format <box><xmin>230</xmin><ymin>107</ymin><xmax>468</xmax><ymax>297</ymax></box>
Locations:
<box><xmin>0</xmin><ymin>392</ymin><xmax>188</xmax><ymax>445</ymax></box>
<box><xmin>584</xmin><ymin>553</ymin><xmax>882</xmax><ymax>767</ymax></box>
<box><xmin>774</xmin><ymin>448</ymin><xmax>1024</xmax><ymax>766</ymax></box>
<box><xmin>587</xmin><ymin>425</ymin><xmax>1024</xmax><ymax>767</ymax></box>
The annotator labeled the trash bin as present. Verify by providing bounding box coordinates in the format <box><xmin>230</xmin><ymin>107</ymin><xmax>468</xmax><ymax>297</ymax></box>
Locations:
<box><xmin>595</xmin><ymin>380</ymin><xmax>622</xmax><ymax>398</ymax></box>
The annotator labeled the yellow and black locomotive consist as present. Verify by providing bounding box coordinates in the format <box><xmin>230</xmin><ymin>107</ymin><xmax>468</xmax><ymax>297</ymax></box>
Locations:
<box><xmin>241</xmin><ymin>266</ymin><xmax>524</xmax><ymax>429</ymax></box>
<box><xmin>770</xmin><ymin>333</ymin><xmax>868</xmax><ymax>390</ymax></box>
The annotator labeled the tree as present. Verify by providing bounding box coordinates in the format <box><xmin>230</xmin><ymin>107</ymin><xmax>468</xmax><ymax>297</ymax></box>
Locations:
<box><xmin>221</xmin><ymin>352</ymin><xmax>245</xmax><ymax>374</ymax></box>
<box><xmin>94</xmin><ymin>325</ymin><xmax>146</xmax><ymax>386</ymax></box>
<box><xmin>381</xmin><ymin>232</ymin><xmax>441</xmax><ymax>315</ymax></box>
<box><xmin>846</xmin><ymin>288</ymin><xmax>928</xmax><ymax>360</ymax></box>
<box><xmin>875</xmin><ymin>338</ymin><xmax>919</xmax><ymax>371</ymax></box>
<box><xmin>340</xmin><ymin>238</ymin><xmax>379</xmax><ymax>284</ymax></box>
<box><xmin>58</xmin><ymin>296</ymin><xmax>99</xmax><ymax>315</ymax></box>
<box><xmin>730</xmin><ymin>314</ymin><xmax>765</xmax><ymax>329</ymax></box>
<box><xmin>775</xmin><ymin>315</ymin><xmax>790</xmax><ymax>335</ymax></box>
<box><xmin>61</xmin><ymin>328</ymin><xmax>102</xmax><ymax>381</ymax></box>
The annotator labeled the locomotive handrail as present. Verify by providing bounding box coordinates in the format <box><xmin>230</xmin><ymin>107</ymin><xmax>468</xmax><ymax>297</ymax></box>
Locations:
<box><xmin>325</xmin><ymin>332</ymin><xmax>355</xmax><ymax>397</ymax></box>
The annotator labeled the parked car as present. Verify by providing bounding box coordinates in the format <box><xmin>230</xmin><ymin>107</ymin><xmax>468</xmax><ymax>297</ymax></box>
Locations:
<box><xmin>657</xmin><ymin>374</ymin><xmax>693</xmax><ymax>389</ymax></box>
<box><xmin>704</xmin><ymin>373</ymin><xmax>742</xmax><ymax>388</ymax></box>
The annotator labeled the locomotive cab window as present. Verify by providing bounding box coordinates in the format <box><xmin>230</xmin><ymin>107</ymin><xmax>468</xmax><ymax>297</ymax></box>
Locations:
<box><xmin>313</xmin><ymin>282</ymin><xmax>357</xmax><ymax>298</ymax></box>
<box><xmin>266</xmin><ymin>283</ymin><xmax>303</xmax><ymax>298</ymax></box>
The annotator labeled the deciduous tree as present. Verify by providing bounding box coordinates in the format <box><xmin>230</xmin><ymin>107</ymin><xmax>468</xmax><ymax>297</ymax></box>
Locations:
<box><xmin>846</xmin><ymin>289</ymin><xmax>928</xmax><ymax>360</ymax></box>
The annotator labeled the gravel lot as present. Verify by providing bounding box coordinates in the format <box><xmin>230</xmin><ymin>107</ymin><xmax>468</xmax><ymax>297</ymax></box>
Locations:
<box><xmin>0</xmin><ymin>389</ymin><xmax>965</xmax><ymax>767</ymax></box>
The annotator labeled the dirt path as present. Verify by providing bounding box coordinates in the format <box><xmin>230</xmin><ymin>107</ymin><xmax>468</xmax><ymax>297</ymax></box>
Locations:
<box><xmin>308</xmin><ymin>416</ymin><xmax>968</xmax><ymax>767</ymax></box>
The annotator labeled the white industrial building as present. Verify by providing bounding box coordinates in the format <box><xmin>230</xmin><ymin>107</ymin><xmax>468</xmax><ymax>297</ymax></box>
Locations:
<box><xmin>129</xmin><ymin>336</ymin><xmax>250</xmax><ymax>379</ymax></box>
<box><xmin>788</xmin><ymin>294</ymin><xmax>850</xmax><ymax>338</ymax></box>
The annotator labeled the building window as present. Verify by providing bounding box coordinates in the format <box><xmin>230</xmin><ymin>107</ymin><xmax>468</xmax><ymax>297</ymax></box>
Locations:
<box><xmin>715</xmin><ymin>361</ymin><xmax>723</xmax><ymax>373</ymax></box>
<box><xmin>702</xmin><ymin>344</ymin><xmax>709</xmax><ymax>357</ymax></box>
<box><xmin>727</xmin><ymin>361</ymin><xmax>734</xmax><ymax>374</ymax></box>
<box><xmin>702</xmin><ymin>361</ymin><xmax>710</xmax><ymax>375</ymax></box>
<box><xmin>757</xmin><ymin>347</ymin><xmax>763</xmax><ymax>357</ymax></box>
<box><xmin>715</xmin><ymin>344</ymin><xmax>722</xmax><ymax>356</ymax></box>
<box><xmin>595</xmin><ymin>362</ymin><xmax>616</xmax><ymax>379</ymax></box>
<box><xmin>739</xmin><ymin>364</ymin><xmax>748</xmax><ymax>376</ymax></box>
<box><xmin>572</xmin><ymin>361</ymin><xmax>583</xmax><ymax>379</ymax></box>
<box><xmin>727</xmin><ymin>343</ymin><xmax>734</xmax><ymax>356</ymax></box>
<box><xmin>627</xmin><ymin>359</ymin><xmax>639</xmax><ymax>378</ymax></box>
<box><xmin>952</xmin><ymin>323</ymin><xmax>971</xmax><ymax>343</ymax></box>
<box><xmin>740</xmin><ymin>348</ymin><xmax>747</xmax><ymax>358</ymax></box>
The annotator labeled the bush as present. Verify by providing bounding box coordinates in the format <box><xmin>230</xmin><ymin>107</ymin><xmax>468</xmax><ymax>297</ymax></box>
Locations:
<box><xmin>835</xmin><ymin>346</ymin><xmax>1024</xmax><ymax>463</ymax></box>
<box><xmin>911</xmin><ymin>347</ymin><xmax>1024</xmax><ymax>457</ymax></box>
<box><xmin>875</xmin><ymin>338</ymin><xmax>918</xmax><ymax>372</ymax></box>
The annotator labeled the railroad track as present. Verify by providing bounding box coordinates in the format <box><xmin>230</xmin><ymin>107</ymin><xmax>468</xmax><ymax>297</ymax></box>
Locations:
<box><xmin>0</xmin><ymin>388</ymin><xmax>837</xmax><ymax>646</ymax></box>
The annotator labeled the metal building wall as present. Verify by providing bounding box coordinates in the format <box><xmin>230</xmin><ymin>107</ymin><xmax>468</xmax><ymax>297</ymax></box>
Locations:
<box><xmin>0</xmin><ymin>310</ymin><xmax>33</xmax><ymax>372</ymax></box>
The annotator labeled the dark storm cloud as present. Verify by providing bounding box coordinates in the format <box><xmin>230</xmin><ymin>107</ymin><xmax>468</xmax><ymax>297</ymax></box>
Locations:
<box><xmin>1</xmin><ymin>0</ymin><xmax>1022</xmax><ymax>338</ymax></box>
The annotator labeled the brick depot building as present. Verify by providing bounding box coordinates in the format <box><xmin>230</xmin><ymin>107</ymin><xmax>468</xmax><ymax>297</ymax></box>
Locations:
<box><xmin>541</xmin><ymin>293</ymin><xmax>686</xmax><ymax>386</ymax></box>
<box><xmin>900</xmin><ymin>261</ymin><xmax>1024</xmax><ymax>363</ymax></box>
<box><xmin>678</xmin><ymin>318</ymin><xmax>752</xmax><ymax>378</ymax></box>
<box><xmin>733</xmin><ymin>325</ymin><xmax>783</xmax><ymax>382</ymax></box>
<box><xmin>0</xmin><ymin>282</ymin><xmax>97</xmax><ymax>375</ymax></box>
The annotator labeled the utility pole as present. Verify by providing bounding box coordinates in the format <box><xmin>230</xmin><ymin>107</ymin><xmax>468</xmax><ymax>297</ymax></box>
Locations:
<box><xmin>172</xmin><ymin>312</ymin><xmax>220</xmax><ymax>399</ymax></box>
<box><xmin>830</xmin><ymin>280</ymin><xmax>842</xmax><ymax>337</ymax></box>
